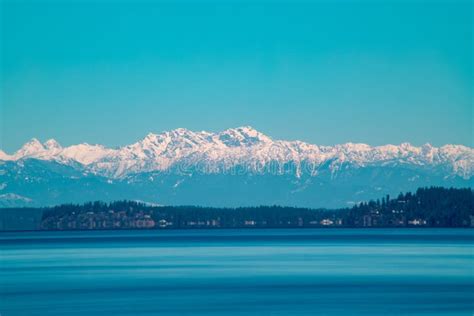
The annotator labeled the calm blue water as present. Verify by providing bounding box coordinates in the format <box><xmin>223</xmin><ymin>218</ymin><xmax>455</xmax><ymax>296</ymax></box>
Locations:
<box><xmin>1</xmin><ymin>229</ymin><xmax>473</xmax><ymax>316</ymax></box>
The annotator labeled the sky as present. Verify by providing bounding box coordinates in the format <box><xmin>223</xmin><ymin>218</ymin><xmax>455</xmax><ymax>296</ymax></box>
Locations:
<box><xmin>0</xmin><ymin>0</ymin><xmax>472</xmax><ymax>152</ymax></box>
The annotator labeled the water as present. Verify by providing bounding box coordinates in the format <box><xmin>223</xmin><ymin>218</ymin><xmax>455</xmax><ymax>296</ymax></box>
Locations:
<box><xmin>1</xmin><ymin>229</ymin><xmax>473</xmax><ymax>316</ymax></box>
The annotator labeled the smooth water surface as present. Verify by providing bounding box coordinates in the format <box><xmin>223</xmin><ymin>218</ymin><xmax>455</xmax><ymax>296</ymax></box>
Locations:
<box><xmin>1</xmin><ymin>229</ymin><xmax>473</xmax><ymax>315</ymax></box>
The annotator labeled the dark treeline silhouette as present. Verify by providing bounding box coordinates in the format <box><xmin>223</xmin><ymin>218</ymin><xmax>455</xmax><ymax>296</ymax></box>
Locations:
<box><xmin>347</xmin><ymin>187</ymin><xmax>473</xmax><ymax>227</ymax></box>
<box><xmin>33</xmin><ymin>187</ymin><xmax>474</xmax><ymax>230</ymax></box>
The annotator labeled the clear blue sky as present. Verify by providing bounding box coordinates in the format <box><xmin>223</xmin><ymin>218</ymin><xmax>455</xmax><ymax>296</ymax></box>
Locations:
<box><xmin>1</xmin><ymin>0</ymin><xmax>472</xmax><ymax>152</ymax></box>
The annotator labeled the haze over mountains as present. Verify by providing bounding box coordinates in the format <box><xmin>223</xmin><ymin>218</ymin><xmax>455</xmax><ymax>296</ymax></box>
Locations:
<box><xmin>1</xmin><ymin>126</ymin><xmax>472</xmax><ymax>208</ymax></box>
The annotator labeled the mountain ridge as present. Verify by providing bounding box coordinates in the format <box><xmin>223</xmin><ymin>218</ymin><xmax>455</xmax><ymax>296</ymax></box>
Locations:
<box><xmin>1</xmin><ymin>127</ymin><xmax>472</xmax><ymax>208</ymax></box>
<box><xmin>2</xmin><ymin>126</ymin><xmax>473</xmax><ymax>179</ymax></box>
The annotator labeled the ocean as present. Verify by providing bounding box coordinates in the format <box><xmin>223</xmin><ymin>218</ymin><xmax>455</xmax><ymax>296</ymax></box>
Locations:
<box><xmin>1</xmin><ymin>229</ymin><xmax>473</xmax><ymax>315</ymax></box>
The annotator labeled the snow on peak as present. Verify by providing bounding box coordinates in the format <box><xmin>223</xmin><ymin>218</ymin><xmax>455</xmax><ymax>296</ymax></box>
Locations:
<box><xmin>130</xmin><ymin>128</ymin><xmax>212</xmax><ymax>157</ymax></box>
<box><xmin>14</xmin><ymin>138</ymin><xmax>45</xmax><ymax>158</ymax></box>
<box><xmin>165</xmin><ymin>128</ymin><xmax>211</xmax><ymax>146</ymax></box>
<box><xmin>169</xmin><ymin>127</ymin><xmax>193</xmax><ymax>136</ymax></box>
<box><xmin>4</xmin><ymin>137</ymin><xmax>114</xmax><ymax>165</ymax></box>
<box><xmin>0</xmin><ymin>149</ymin><xmax>12</xmax><ymax>161</ymax></box>
<box><xmin>6</xmin><ymin>128</ymin><xmax>474</xmax><ymax>179</ymax></box>
<box><xmin>217</xmin><ymin>126</ymin><xmax>272</xmax><ymax>147</ymax></box>
<box><xmin>43</xmin><ymin>139</ymin><xmax>62</xmax><ymax>151</ymax></box>
<box><xmin>22</xmin><ymin>138</ymin><xmax>44</xmax><ymax>150</ymax></box>
<box><xmin>61</xmin><ymin>143</ymin><xmax>116</xmax><ymax>165</ymax></box>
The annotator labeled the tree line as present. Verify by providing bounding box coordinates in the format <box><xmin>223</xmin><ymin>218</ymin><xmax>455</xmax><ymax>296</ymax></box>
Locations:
<box><xmin>34</xmin><ymin>187</ymin><xmax>474</xmax><ymax>230</ymax></box>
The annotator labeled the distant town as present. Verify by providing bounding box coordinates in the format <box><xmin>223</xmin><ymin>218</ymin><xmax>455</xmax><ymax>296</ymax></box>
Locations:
<box><xmin>1</xmin><ymin>187</ymin><xmax>473</xmax><ymax>231</ymax></box>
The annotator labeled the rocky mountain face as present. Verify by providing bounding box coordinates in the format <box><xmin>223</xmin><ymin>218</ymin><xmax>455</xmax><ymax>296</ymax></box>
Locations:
<box><xmin>1</xmin><ymin>127</ymin><xmax>472</xmax><ymax>208</ymax></box>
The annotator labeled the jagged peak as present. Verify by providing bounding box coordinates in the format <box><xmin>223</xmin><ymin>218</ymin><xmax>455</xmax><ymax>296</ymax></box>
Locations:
<box><xmin>24</xmin><ymin>137</ymin><xmax>43</xmax><ymax>146</ymax></box>
<box><xmin>399</xmin><ymin>142</ymin><xmax>414</xmax><ymax>149</ymax></box>
<box><xmin>44</xmin><ymin>139</ymin><xmax>62</xmax><ymax>150</ymax></box>
<box><xmin>218</xmin><ymin>126</ymin><xmax>272</xmax><ymax>146</ymax></box>
<box><xmin>142</xmin><ymin>132</ymin><xmax>159</xmax><ymax>143</ymax></box>
<box><xmin>143</xmin><ymin>128</ymin><xmax>202</xmax><ymax>140</ymax></box>
<box><xmin>167</xmin><ymin>128</ymin><xmax>206</xmax><ymax>140</ymax></box>
<box><xmin>234</xmin><ymin>125</ymin><xmax>259</xmax><ymax>133</ymax></box>
<box><xmin>145</xmin><ymin>132</ymin><xmax>157</xmax><ymax>138</ymax></box>
<box><xmin>142</xmin><ymin>127</ymin><xmax>273</xmax><ymax>146</ymax></box>
<box><xmin>224</xmin><ymin>126</ymin><xmax>265</xmax><ymax>136</ymax></box>
<box><xmin>15</xmin><ymin>138</ymin><xmax>45</xmax><ymax>155</ymax></box>
<box><xmin>170</xmin><ymin>127</ymin><xmax>192</xmax><ymax>134</ymax></box>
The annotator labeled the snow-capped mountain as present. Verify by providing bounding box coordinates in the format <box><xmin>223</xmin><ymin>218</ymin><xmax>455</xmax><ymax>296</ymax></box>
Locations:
<box><xmin>0</xmin><ymin>127</ymin><xmax>473</xmax><ymax>207</ymax></box>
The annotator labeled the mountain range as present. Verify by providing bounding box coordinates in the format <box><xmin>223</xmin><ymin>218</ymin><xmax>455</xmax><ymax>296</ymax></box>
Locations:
<box><xmin>1</xmin><ymin>126</ymin><xmax>472</xmax><ymax>208</ymax></box>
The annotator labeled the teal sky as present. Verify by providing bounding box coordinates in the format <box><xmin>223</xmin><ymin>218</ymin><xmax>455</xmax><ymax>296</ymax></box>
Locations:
<box><xmin>1</xmin><ymin>0</ymin><xmax>472</xmax><ymax>152</ymax></box>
